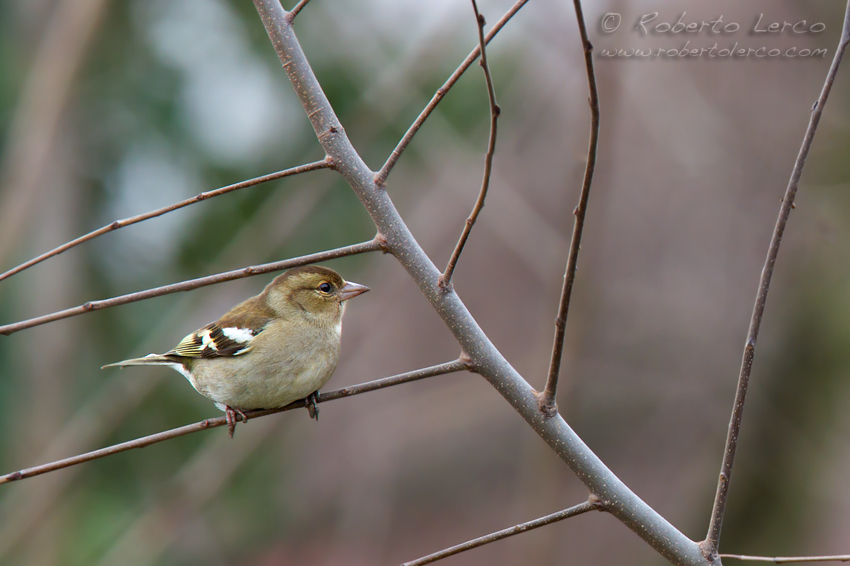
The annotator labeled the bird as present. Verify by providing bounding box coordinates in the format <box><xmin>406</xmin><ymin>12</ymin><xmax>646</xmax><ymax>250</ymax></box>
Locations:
<box><xmin>102</xmin><ymin>265</ymin><xmax>369</xmax><ymax>437</ymax></box>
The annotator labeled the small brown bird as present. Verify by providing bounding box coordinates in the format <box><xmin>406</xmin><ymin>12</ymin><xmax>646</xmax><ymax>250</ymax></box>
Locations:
<box><xmin>103</xmin><ymin>265</ymin><xmax>369</xmax><ymax>436</ymax></box>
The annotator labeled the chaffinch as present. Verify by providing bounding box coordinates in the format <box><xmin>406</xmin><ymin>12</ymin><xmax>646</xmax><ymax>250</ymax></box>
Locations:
<box><xmin>103</xmin><ymin>265</ymin><xmax>369</xmax><ymax>436</ymax></box>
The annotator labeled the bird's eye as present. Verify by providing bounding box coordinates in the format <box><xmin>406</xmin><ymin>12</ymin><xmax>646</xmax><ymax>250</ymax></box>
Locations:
<box><xmin>319</xmin><ymin>282</ymin><xmax>333</xmax><ymax>293</ymax></box>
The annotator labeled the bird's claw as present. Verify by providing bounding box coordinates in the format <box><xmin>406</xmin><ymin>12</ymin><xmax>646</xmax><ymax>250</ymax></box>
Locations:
<box><xmin>225</xmin><ymin>406</ymin><xmax>248</xmax><ymax>438</ymax></box>
<box><xmin>306</xmin><ymin>391</ymin><xmax>320</xmax><ymax>421</ymax></box>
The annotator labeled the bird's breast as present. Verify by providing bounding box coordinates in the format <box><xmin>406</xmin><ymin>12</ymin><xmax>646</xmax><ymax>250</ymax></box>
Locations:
<box><xmin>189</xmin><ymin>319</ymin><xmax>342</xmax><ymax>410</ymax></box>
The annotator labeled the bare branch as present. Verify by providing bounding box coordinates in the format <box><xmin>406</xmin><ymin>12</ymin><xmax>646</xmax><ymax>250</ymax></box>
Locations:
<box><xmin>720</xmin><ymin>555</ymin><xmax>850</xmax><ymax>564</ymax></box>
<box><xmin>704</xmin><ymin>2</ymin><xmax>850</xmax><ymax>554</ymax></box>
<box><xmin>375</xmin><ymin>0</ymin><xmax>527</xmax><ymax>187</ymax></box>
<box><xmin>0</xmin><ymin>159</ymin><xmax>330</xmax><ymax>283</ymax></box>
<box><xmin>439</xmin><ymin>0</ymin><xmax>500</xmax><ymax>288</ymax></box>
<box><xmin>287</xmin><ymin>0</ymin><xmax>311</xmax><ymax>21</ymax></box>
<box><xmin>253</xmin><ymin>2</ymin><xmax>706</xmax><ymax>563</ymax></box>
<box><xmin>0</xmin><ymin>238</ymin><xmax>382</xmax><ymax>336</ymax></box>
<box><xmin>538</xmin><ymin>0</ymin><xmax>600</xmax><ymax>417</ymax></box>
<box><xmin>0</xmin><ymin>360</ymin><xmax>469</xmax><ymax>485</ymax></box>
<box><xmin>402</xmin><ymin>500</ymin><xmax>600</xmax><ymax>566</ymax></box>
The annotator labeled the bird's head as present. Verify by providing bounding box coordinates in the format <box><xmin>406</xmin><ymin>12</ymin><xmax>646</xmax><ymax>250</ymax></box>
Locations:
<box><xmin>263</xmin><ymin>265</ymin><xmax>369</xmax><ymax>323</ymax></box>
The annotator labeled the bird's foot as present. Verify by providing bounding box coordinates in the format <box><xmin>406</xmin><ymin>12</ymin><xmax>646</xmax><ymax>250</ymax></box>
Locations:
<box><xmin>306</xmin><ymin>391</ymin><xmax>320</xmax><ymax>421</ymax></box>
<box><xmin>225</xmin><ymin>406</ymin><xmax>249</xmax><ymax>438</ymax></box>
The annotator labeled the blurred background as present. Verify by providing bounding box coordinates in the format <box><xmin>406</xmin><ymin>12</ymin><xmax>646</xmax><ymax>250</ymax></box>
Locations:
<box><xmin>0</xmin><ymin>0</ymin><xmax>849</xmax><ymax>564</ymax></box>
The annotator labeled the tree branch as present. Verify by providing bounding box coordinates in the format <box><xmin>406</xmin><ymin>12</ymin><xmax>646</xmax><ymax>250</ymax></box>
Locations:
<box><xmin>720</xmin><ymin>555</ymin><xmax>850</xmax><ymax>564</ymax></box>
<box><xmin>0</xmin><ymin>360</ymin><xmax>469</xmax><ymax>485</ymax></box>
<box><xmin>538</xmin><ymin>0</ymin><xmax>599</xmax><ymax>416</ymax></box>
<box><xmin>253</xmin><ymin>2</ymin><xmax>706</xmax><ymax>564</ymax></box>
<box><xmin>0</xmin><ymin>238</ymin><xmax>382</xmax><ymax>336</ymax></box>
<box><xmin>402</xmin><ymin>500</ymin><xmax>601</xmax><ymax>566</ymax></box>
<box><xmin>0</xmin><ymin>159</ymin><xmax>330</xmax><ymax>283</ymax></box>
<box><xmin>439</xmin><ymin>0</ymin><xmax>500</xmax><ymax>288</ymax></box>
<box><xmin>375</xmin><ymin>0</ymin><xmax>527</xmax><ymax>187</ymax></box>
<box><xmin>704</xmin><ymin>2</ymin><xmax>850</xmax><ymax>554</ymax></box>
<box><xmin>287</xmin><ymin>0</ymin><xmax>311</xmax><ymax>21</ymax></box>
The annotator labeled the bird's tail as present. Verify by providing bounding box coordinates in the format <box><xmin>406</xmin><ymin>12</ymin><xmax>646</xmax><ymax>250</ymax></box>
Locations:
<box><xmin>101</xmin><ymin>354</ymin><xmax>174</xmax><ymax>369</ymax></box>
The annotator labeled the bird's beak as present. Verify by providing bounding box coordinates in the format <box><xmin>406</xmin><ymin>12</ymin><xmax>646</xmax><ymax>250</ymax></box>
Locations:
<box><xmin>338</xmin><ymin>281</ymin><xmax>370</xmax><ymax>301</ymax></box>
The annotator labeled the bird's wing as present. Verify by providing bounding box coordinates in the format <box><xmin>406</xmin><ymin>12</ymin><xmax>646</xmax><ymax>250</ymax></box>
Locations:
<box><xmin>167</xmin><ymin>308</ymin><xmax>273</xmax><ymax>359</ymax></box>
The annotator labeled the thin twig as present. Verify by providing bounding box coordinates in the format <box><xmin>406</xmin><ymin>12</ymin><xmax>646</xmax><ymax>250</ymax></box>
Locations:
<box><xmin>720</xmin><ymin>555</ymin><xmax>850</xmax><ymax>564</ymax></box>
<box><xmin>439</xmin><ymin>0</ymin><xmax>500</xmax><ymax>288</ymax></box>
<box><xmin>375</xmin><ymin>0</ymin><xmax>527</xmax><ymax>187</ymax></box>
<box><xmin>402</xmin><ymin>500</ymin><xmax>600</xmax><ymax>566</ymax></box>
<box><xmin>0</xmin><ymin>360</ymin><xmax>469</xmax><ymax>485</ymax></box>
<box><xmin>704</xmin><ymin>2</ymin><xmax>850</xmax><ymax>554</ymax></box>
<box><xmin>0</xmin><ymin>238</ymin><xmax>382</xmax><ymax>336</ymax></box>
<box><xmin>538</xmin><ymin>0</ymin><xmax>599</xmax><ymax>416</ymax></box>
<box><xmin>0</xmin><ymin>159</ymin><xmax>330</xmax><ymax>283</ymax></box>
<box><xmin>287</xmin><ymin>0</ymin><xmax>311</xmax><ymax>21</ymax></box>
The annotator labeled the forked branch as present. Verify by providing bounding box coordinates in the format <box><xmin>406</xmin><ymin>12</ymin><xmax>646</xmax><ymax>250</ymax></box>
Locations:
<box><xmin>287</xmin><ymin>0</ymin><xmax>311</xmax><ymax>21</ymax></box>
<box><xmin>375</xmin><ymin>0</ymin><xmax>528</xmax><ymax>186</ymax></box>
<box><xmin>440</xmin><ymin>0</ymin><xmax>500</xmax><ymax>288</ymax></box>
<box><xmin>253</xmin><ymin>1</ymin><xmax>706</xmax><ymax>563</ymax></box>
<box><xmin>704</xmin><ymin>2</ymin><xmax>850</xmax><ymax>554</ymax></box>
<box><xmin>539</xmin><ymin>0</ymin><xmax>600</xmax><ymax>415</ymax></box>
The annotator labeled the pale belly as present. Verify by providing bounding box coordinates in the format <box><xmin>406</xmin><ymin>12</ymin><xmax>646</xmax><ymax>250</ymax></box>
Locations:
<box><xmin>184</xmin><ymin>325</ymin><xmax>341</xmax><ymax>410</ymax></box>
